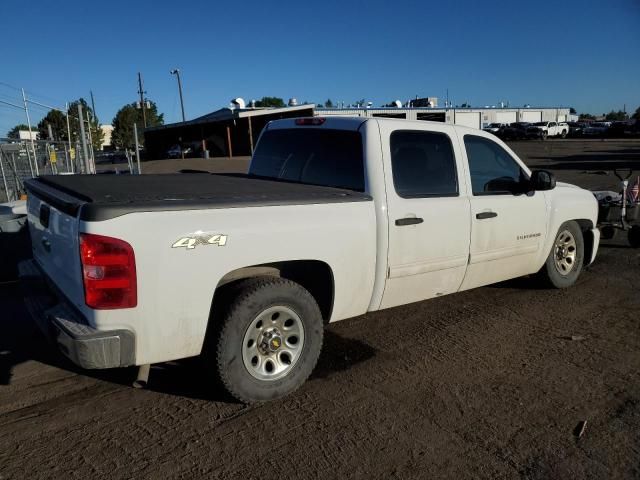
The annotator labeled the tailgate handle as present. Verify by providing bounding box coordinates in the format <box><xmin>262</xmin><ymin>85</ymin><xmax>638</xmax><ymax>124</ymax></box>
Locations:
<box><xmin>395</xmin><ymin>217</ymin><xmax>424</xmax><ymax>226</ymax></box>
<box><xmin>476</xmin><ymin>211</ymin><xmax>498</xmax><ymax>220</ymax></box>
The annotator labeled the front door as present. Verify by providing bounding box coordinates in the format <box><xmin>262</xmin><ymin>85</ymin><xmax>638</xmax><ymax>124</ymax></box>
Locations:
<box><xmin>459</xmin><ymin>134</ymin><xmax>547</xmax><ymax>290</ymax></box>
<box><xmin>380</xmin><ymin>125</ymin><xmax>471</xmax><ymax>309</ymax></box>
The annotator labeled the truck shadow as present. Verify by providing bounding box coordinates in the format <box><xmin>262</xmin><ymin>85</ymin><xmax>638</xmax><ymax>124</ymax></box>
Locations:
<box><xmin>0</xmin><ymin>285</ymin><xmax>376</xmax><ymax>403</ymax></box>
<box><xmin>121</xmin><ymin>331</ymin><xmax>377</xmax><ymax>402</ymax></box>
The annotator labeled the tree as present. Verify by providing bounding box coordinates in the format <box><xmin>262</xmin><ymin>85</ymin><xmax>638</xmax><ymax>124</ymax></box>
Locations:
<box><xmin>7</xmin><ymin>124</ymin><xmax>30</xmax><ymax>139</ymax></box>
<box><xmin>67</xmin><ymin>98</ymin><xmax>104</xmax><ymax>150</ymax></box>
<box><xmin>570</xmin><ymin>107</ymin><xmax>577</xmax><ymax>114</ymax></box>
<box><xmin>111</xmin><ymin>101</ymin><xmax>164</xmax><ymax>149</ymax></box>
<box><xmin>37</xmin><ymin>109</ymin><xmax>67</xmax><ymax>141</ymax></box>
<box><xmin>254</xmin><ymin>97</ymin><xmax>285</xmax><ymax>108</ymax></box>
<box><xmin>604</xmin><ymin>110</ymin><xmax>628</xmax><ymax>121</ymax></box>
<box><xmin>632</xmin><ymin>106</ymin><xmax>640</xmax><ymax>121</ymax></box>
<box><xmin>324</xmin><ymin>98</ymin><xmax>334</xmax><ymax>108</ymax></box>
<box><xmin>579</xmin><ymin>113</ymin><xmax>595</xmax><ymax>121</ymax></box>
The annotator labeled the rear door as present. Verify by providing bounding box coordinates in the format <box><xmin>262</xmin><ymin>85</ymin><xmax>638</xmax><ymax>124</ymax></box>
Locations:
<box><xmin>379</xmin><ymin>123</ymin><xmax>471</xmax><ymax>309</ymax></box>
<box><xmin>459</xmin><ymin>134</ymin><xmax>547</xmax><ymax>290</ymax></box>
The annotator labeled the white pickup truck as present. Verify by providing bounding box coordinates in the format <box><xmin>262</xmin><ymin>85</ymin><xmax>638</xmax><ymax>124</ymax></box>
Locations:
<box><xmin>527</xmin><ymin>121</ymin><xmax>569</xmax><ymax>139</ymax></box>
<box><xmin>20</xmin><ymin>117</ymin><xmax>599</xmax><ymax>403</ymax></box>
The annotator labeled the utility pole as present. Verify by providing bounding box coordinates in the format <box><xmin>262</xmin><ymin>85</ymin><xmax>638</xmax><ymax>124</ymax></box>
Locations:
<box><xmin>65</xmin><ymin>102</ymin><xmax>72</xmax><ymax>143</ymax></box>
<box><xmin>21</xmin><ymin>88</ymin><xmax>38</xmax><ymax>176</ymax></box>
<box><xmin>133</xmin><ymin>123</ymin><xmax>142</xmax><ymax>174</ymax></box>
<box><xmin>137</xmin><ymin>72</ymin><xmax>147</xmax><ymax>128</ymax></box>
<box><xmin>90</xmin><ymin>90</ymin><xmax>98</xmax><ymax>123</ymax></box>
<box><xmin>170</xmin><ymin>68</ymin><xmax>186</xmax><ymax>122</ymax></box>
<box><xmin>78</xmin><ymin>103</ymin><xmax>91</xmax><ymax>174</ymax></box>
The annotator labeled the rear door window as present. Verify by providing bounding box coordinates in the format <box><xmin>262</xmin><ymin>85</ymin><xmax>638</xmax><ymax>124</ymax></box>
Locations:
<box><xmin>389</xmin><ymin>130</ymin><xmax>458</xmax><ymax>197</ymax></box>
<box><xmin>250</xmin><ymin>129</ymin><xmax>365</xmax><ymax>191</ymax></box>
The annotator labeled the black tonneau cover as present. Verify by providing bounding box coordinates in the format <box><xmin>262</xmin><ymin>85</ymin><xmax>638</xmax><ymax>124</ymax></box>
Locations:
<box><xmin>25</xmin><ymin>173</ymin><xmax>371</xmax><ymax>221</ymax></box>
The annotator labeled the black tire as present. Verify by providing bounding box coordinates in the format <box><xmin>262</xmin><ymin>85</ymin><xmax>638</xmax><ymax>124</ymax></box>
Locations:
<box><xmin>629</xmin><ymin>226</ymin><xmax>640</xmax><ymax>248</ymax></box>
<box><xmin>538</xmin><ymin>221</ymin><xmax>585</xmax><ymax>288</ymax></box>
<box><xmin>213</xmin><ymin>277</ymin><xmax>323</xmax><ymax>404</ymax></box>
<box><xmin>561</xmin><ymin>130</ymin><xmax>567</xmax><ymax>139</ymax></box>
<box><xmin>541</xmin><ymin>132</ymin><xmax>548</xmax><ymax>141</ymax></box>
<box><xmin>600</xmin><ymin>225</ymin><xmax>616</xmax><ymax>240</ymax></box>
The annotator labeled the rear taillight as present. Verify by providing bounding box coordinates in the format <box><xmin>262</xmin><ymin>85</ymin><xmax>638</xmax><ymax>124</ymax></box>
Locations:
<box><xmin>80</xmin><ymin>233</ymin><xmax>137</xmax><ymax>309</ymax></box>
<box><xmin>295</xmin><ymin>117</ymin><xmax>326</xmax><ymax>126</ymax></box>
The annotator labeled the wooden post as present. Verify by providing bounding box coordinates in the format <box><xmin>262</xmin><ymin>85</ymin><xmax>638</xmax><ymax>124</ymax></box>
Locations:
<box><xmin>248</xmin><ymin>116</ymin><xmax>254</xmax><ymax>154</ymax></box>
<box><xmin>226</xmin><ymin>125</ymin><xmax>233</xmax><ymax>158</ymax></box>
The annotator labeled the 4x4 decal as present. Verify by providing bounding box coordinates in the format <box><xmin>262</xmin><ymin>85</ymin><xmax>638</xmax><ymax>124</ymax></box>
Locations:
<box><xmin>172</xmin><ymin>233</ymin><xmax>228</xmax><ymax>250</ymax></box>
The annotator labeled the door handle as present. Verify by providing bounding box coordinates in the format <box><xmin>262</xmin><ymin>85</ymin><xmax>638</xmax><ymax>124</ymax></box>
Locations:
<box><xmin>395</xmin><ymin>217</ymin><xmax>424</xmax><ymax>226</ymax></box>
<box><xmin>476</xmin><ymin>211</ymin><xmax>498</xmax><ymax>220</ymax></box>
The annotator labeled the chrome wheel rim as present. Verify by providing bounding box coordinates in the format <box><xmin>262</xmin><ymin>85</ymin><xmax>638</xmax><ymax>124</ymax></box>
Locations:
<box><xmin>554</xmin><ymin>230</ymin><xmax>577</xmax><ymax>275</ymax></box>
<box><xmin>242</xmin><ymin>306</ymin><xmax>305</xmax><ymax>381</ymax></box>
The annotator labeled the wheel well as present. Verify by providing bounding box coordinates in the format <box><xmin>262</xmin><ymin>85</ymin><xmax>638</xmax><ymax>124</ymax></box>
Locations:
<box><xmin>574</xmin><ymin>219</ymin><xmax>595</xmax><ymax>263</ymax></box>
<box><xmin>213</xmin><ymin>260</ymin><xmax>335</xmax><ymax>323</ymax></box>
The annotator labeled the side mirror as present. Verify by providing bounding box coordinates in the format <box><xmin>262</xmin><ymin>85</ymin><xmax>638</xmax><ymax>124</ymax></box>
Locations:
<box><xmin>530</xmin><ymin>170</ymin><xmax>556</xmax><ymax>191</ymax></box>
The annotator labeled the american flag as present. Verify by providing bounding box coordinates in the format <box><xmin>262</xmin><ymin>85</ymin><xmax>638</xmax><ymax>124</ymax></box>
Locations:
<box><xmin>628</xmin><ymin>176</ymin><xmax>640</xmax><ymax>204</ymax></box>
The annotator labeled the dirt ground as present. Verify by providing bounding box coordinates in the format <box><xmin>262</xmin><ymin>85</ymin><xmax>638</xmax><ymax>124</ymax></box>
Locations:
<box><xmin>1</xmin><ymin>139</ymin><xmax>639</xmax><ymax>479</ymax></box>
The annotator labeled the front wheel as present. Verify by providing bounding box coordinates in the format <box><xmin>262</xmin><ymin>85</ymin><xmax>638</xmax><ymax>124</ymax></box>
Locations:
<box><xmin>561</xmin><ymin>130</ymin><xmax>567</xmax><ymax>139</ymax></box>
<box><xmin>213</xmin><ymin>277</ymin><xmax>324</xmax><ymax>403</ymax></box>
<box><xmin>538</xmin><ymin>221</ymin><xmax>584</xmax><ymax>288</ymax></box>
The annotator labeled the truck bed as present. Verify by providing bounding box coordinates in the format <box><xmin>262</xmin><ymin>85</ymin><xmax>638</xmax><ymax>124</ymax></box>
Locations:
<box><xmin>25</xmin><ymin>173</ymin><xmax>371</xmax><ymax>221</ymax></box>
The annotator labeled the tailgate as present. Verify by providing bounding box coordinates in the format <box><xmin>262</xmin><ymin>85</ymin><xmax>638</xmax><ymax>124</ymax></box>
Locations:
<box><xmin>27</xmin><ymin>193</ymin><xmax>85</xmax><ymax>308</ymax></box>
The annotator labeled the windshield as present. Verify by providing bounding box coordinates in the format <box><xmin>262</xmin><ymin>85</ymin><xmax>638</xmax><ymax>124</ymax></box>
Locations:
<box><xmin>487</xmin><ymin>123</ymin><xmax>501</xmax><ymax>127</ymax></box>
<box><xmin>250</xmin><ymin>128</ymin><xmax>365</xmax><ymax>191</ymax></box>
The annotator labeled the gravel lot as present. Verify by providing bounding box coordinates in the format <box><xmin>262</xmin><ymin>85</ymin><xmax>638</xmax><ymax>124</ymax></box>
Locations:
<box><xmin>1</xmin><ymin>139</ymin><xmax>639</xmax><ymax>479</ymax></box>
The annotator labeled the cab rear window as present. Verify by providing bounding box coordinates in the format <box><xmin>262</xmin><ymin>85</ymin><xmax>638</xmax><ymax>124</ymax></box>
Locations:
<box><xmin>250</xmin><ymin>129</ymin><xmax>365</xmax><ymax>191</ymax></box>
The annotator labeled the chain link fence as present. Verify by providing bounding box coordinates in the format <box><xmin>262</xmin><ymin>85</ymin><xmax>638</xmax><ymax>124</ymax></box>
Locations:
<box><xmin>0</xmin><ymin>138</ymin><xmax>92</xmax><ymax>202</ymax></box>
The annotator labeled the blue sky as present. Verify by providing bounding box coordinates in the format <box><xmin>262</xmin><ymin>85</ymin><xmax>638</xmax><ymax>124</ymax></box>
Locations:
<box><xmin>1</xmin><ymin>0</ymin><xmax>639</xmax><ymax>133</ymax></box>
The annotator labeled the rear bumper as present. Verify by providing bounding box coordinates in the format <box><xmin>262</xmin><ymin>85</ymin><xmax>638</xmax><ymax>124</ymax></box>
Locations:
<box><xmin>18</xmin><ymin>259</ymin><xmax>135</xmax><ymax>369</ymax></box>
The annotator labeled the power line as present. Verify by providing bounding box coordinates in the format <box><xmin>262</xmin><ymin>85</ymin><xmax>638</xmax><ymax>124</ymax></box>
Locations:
<box><xmin>0</xmin><ymin>81</ymin><xmax>20</xmax><ymax>91</ymax></box>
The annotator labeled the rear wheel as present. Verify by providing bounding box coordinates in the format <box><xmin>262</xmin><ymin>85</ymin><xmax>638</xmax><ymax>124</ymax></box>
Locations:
<box><xmin>541</xmin><ymin>131</ymin><xmax>548</xmax><ymax>141</ymax></box>
<box><xmin>561</xmin><ymin>130</ymin><xmax>567</xmax><ymax>139</ymax></box>
<box><xmin>538</xmin><ymin>221</ymin><xmax>584</xmax><ymax>288</ymax></box>
<box><xmin>212</xmin><ymin>277</ymin><xmax>324</xmax><ymax>403</ymax></box>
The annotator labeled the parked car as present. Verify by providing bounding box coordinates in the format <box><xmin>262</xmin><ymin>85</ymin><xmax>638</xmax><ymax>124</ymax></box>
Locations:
<box><xmin>482</xmin><ymin>123</ymin><xmax>508</xmax><ymax>136</ymax></box>
<box><xmin>567</xmin><ymin>122</ymin><xmax>588</xmax><ymax>137</ymax></box>
<box><xmin>167</xmin><ymin>145</ymin><xmax>193</xmax><ymax>159</ymax></box>
<box><xmin>606</xmin><ymin>121</ymin><xmax>632</xmax><ymax>138</ymax></box>
<box><xmin>583</xmin><ymin>122</ymin><xmax>610</xmax><ymax>136</ymax></box>
<box><xmin>502</xmin><ymin>122</ymin><xmax>531</xmax><ymax>140</ymax></box>
<box><xmin>527</xmin><ymin>121</ymin><xmax>569</xmax><ymax>139</ymax></box>
<box><xmin>20</xmin><ymin>117</ymin><xmax>600</xmax><ymax>403</ymax></box>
